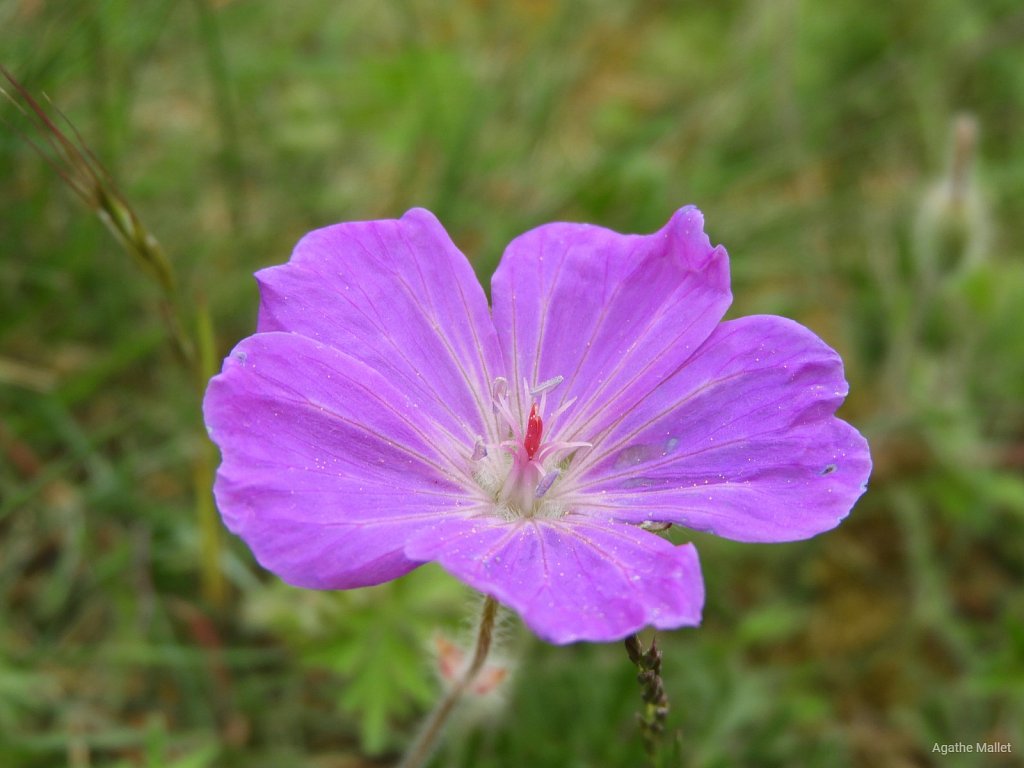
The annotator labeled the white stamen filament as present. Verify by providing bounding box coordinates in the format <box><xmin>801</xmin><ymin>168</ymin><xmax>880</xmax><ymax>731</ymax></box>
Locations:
<box><xmin>471</xmin><ymin>375</ymin><xmax>592</xmax><ymax>519</ymax></box>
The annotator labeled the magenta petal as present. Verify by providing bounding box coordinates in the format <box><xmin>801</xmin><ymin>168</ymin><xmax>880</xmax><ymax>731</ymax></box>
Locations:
<box><xmin>256</xmin><ymin>208</ymin><xmax>503</xmax><ymax>443</ymax></box>
<box><xmin>203</xmin><ymin>332</ymin><xmax>485</xmax><ymax>589</ymax></box>
<box><xmin>404</xmin><ymin>515</ymin><xmax>704</xmax><ymax>644</ymax></box>
<box><xmin>570</xmin><ymin>315</ymin><xmax>871</xmax><ymax>542</ymax></box>
<box><xmin>205</xmin><ymin>205</ymin><xmax>871</xmax><ymax>646</ymax></box>
<box><xmin>490</xmin><ymin>206</ymin><xmax>731</xmax><ymax>440</ymax></box>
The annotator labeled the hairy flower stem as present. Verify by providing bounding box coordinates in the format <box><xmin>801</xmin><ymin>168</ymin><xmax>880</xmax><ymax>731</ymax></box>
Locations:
<box><xmin>398</xmin><ymin>596</ymin><xmax>499</xmax><ymax>768</ymax></box>
<box><xmin>624</xmin><ymin>633</ymin><xmax>670</xmax><ymax>766</ymax></box>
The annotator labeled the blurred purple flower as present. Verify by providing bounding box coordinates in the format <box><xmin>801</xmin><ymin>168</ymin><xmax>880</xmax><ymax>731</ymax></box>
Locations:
<box><xmin>203</xmin><ymin>208</ymin><xmax>870</xmax><ymax>644</ymax></box>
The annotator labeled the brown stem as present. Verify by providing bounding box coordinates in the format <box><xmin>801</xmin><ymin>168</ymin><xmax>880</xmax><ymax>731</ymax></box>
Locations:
<box><xmin>625</xmin><ymin>633</ymin><xmax>670</xmax><ymax>766</ymax></box>
<box><xmin>398</xmin><ymin>596</ymin><xmax>499</xmax><ymax>768</ymax></box>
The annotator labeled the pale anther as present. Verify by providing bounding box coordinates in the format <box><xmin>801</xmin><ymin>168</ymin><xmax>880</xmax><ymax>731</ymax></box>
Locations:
<box><xmin>530</xmin><ymin>375</ymin><xmax>564</xmax><ymax>397</ymax></box>
<box><xmin>535</xmin><ymin>469</ymin><xmax>560</xmax><ymax>498</ymax></box>
<box><xmin>491</xmin><ymin>377</ymin><xmax>509</xmax><ymax>400</ymax></box>
<box><xmin>471</xmin><ymin>438</ymin><xmax>487</xmax><ymax>461</ymax></box>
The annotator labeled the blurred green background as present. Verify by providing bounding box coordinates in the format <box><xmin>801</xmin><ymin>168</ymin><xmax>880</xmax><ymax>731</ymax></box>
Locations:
<box><xmin>2</xmin><ymin>1</ymin><xmax>1024</xmax><ymax>766</ymax></box>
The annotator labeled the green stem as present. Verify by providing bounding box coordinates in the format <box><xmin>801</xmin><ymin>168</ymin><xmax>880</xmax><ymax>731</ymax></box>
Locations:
<box><xmin>398</xmin><ymin>596</ymin><xmax>499</xmax><ymax>768</ymax></box>
<box><xmin>194</xmin><ymin>296</ymin><xmax>225</xmax><ymax>607</ymax></box>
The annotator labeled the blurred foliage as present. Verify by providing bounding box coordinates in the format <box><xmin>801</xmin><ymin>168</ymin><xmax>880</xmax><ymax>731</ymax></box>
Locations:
<box><xmin>2</xmin><ymin>0</ymin><xmax>1024</xmax><ymax>766</ymax></box>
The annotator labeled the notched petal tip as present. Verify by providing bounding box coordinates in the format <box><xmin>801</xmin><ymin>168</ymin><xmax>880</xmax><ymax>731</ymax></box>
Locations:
<box><xmin>399</xmin><ymin>206</ymin><xmax>445</xmax><ymax>227</ymax></box>
<box><xmin>576</xmin><ymin>314</ymin><xmax>871</xmax><ymax>544</ymax></box>
<box><xmin>660</xmin><ymin>205</ymin><xmax>731</xmax><ymax>285</ymax></box>
<box><xmin>202</xmin><ymin>330</ymin><xmax>484</xmax><ymax>590</ymax></box>
<box><xmin>242</xmin><ymin>206</ymin><xmax>503</xmax><ymax>441</ymax></box>
<box><xmin>405</xmin><ymin>517</ymin><xmax>705</xmax><ymax>645</ymax></box>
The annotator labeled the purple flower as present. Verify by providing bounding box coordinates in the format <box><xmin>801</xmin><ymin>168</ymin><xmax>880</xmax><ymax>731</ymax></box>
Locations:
<box><xmin>203</xmin><ymin>207</ymin><xmax>871</xmax><ymax>644</ymax></box>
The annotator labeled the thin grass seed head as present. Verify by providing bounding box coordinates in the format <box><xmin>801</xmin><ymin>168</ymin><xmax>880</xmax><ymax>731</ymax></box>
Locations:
<box><xmin>1</xmin><ymin>67</ymin><xmax>177</xmax><ymax>294</ymax></box>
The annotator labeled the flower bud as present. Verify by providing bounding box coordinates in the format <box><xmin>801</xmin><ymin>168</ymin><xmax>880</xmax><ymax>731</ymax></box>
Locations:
<box><xmin>914</xmin><ymin>113</ymin><xmax>991</xmax><ymax>283</ymax></box>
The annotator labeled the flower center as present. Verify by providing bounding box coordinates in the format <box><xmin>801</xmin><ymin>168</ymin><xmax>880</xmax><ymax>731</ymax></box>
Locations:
<box><xmin>471</xmin><ymin>376</ymin><xmax>590</xmax><ymax>519</ymax></box>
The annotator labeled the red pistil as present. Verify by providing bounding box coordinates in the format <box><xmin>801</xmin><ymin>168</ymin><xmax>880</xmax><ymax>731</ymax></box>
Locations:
<box><xmin>524</xmin><ymin>403</ymin><xmax>543</xmax><ymax>459</ymax></box>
